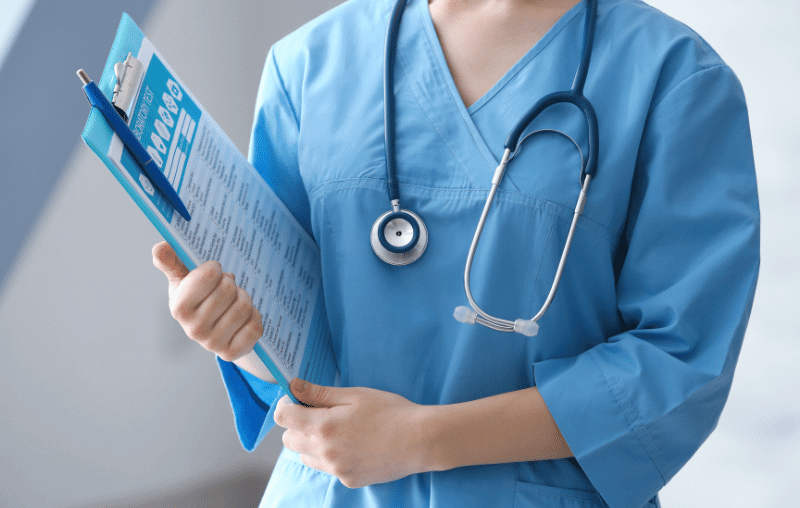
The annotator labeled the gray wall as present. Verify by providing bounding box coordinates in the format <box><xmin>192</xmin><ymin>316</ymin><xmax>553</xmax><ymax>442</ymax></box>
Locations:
<box><xmin>0</xmin><ymin>0</ymin><xmax>798</xmax><ymax>507</ymax></box>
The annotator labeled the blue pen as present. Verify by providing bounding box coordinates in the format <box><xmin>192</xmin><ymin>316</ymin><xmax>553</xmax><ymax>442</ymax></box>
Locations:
<box><xmin>77</xmin><ymin>69</ymin><xmax>191</xmax><ymax>222</ymax></box>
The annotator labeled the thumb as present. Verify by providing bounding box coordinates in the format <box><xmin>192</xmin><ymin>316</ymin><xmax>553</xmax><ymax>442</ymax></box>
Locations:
<box><xmin>291</xmin><ymin>378</ymin><xmax>348</xmax><ymax>408</ymax></box>
<box><xmin>152</xmin><ymin>241</ymin><xmax>189</xmax><ymax>291</ymax></box>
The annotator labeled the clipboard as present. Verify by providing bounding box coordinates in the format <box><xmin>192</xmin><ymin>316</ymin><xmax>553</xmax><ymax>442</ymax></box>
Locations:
<box><xmin>79</xmin><ymin>13</ymin><xmax>339</xmax><ymax>403</ymax></box>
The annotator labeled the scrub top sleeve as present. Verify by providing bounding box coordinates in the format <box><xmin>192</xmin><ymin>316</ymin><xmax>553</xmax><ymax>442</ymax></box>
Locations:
<box><xmin>248</xmin><ymin>46</ymin><xmax>312</xmax><ymax>234</ymax></box>
<box><xmin>217</xmin><ymin>358</ymin><xmax>284</xmax><ymax>451</ymax></box>
<box><xmin>216</xmin><ymin>46</ymin><xmax>309</xmax><ymax>451</ymax></box>
<box><xmin>533</xmin><ymin>65</ymin><xmax>759</xmax><ymax>508</ymax></box>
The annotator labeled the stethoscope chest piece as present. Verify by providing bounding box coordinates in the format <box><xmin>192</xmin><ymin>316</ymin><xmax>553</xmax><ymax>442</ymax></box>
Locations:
<box><xmin>370</xmin><ymin>209</ymin><xmax>428</xmax><ymax>265</ymax></box>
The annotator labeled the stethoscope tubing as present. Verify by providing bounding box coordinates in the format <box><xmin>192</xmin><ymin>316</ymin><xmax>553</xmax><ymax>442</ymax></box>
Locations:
<box><xmin>463</xmin><ymin>172</ymin><xmax>591</xmax><ymax>333</ymax></box>
<box><xmin>506</xmin><ymin>90</ymin><xmax>599</xmax><ymax>183</ymax></box>
<box><xmin>380</xmin><ymin>0</ymin><xmax>600</xmax><ymax>336</ymax></box>
<box><xmin>505</xmin><ymin>0</ymin><xmax>599</xmax><ymax>181</ymax></box>
<box><xmin>383</xmin><ymin>0</ymin><xmax>410</xmax><ymax>205</ymax></box>
<box><xmin>461</xmin><ymin>0</ymin><xmax>599</xmax><ymax>334</ymax></box>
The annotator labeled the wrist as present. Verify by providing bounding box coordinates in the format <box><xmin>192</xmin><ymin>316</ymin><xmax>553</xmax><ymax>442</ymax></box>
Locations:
<box><xmin>414</xmin><ymin>403</ymin><xmax>455</xmax><ymax>473</ymax></box>
<box><xmin>407</xmin><ymin>387</ymin><xmax>573</xmax><ymax>473</ymax></box>
<box><xmin>232</xmin><ymin>351</ymin><xmax>277</xmax><ymax>383</ymax></box>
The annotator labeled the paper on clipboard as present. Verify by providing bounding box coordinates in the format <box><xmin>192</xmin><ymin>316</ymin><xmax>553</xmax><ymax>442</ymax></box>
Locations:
<box><xmin>80</xmin><ymin>13</ymin><xmax>338</xmax><ymax>402</ymax></box>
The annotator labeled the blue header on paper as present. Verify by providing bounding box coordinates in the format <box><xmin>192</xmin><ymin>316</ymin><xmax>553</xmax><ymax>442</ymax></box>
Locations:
<box><xmin>127</xmin><ymin>54</ymin><xmax>201</xmax><ymax>221</ymax></box>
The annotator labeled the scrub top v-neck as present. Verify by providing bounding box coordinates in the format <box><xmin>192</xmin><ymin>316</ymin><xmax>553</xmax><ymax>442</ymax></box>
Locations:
<box><xmin>415</xmin><ymin>0</ymin><xmax>586</xmax><ymax>150</ymax></box>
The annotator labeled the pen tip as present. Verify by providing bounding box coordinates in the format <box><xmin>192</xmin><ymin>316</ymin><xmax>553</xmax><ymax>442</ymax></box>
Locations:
<box><xmin>77</xmin><ymin>69</ymin><xmax>90</xmax><ymax>86</ymax></box>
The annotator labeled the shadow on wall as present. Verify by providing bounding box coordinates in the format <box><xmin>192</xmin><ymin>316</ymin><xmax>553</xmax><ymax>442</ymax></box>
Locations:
<box><xmin>73</xmin><ymin>469</ymin><xmax>270</xmax><ymax>508</ymax></box>
<box><xmin>0</xmin><ymin>0</ymin><xmax>158</xmax><ymax>290</ymax></box>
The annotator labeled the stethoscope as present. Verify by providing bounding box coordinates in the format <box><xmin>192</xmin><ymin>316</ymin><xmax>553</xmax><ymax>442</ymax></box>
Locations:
<box><xmin>371</xmin><ymin>0</ymin><xmax>599</xmax><ymax>336</ymax></box>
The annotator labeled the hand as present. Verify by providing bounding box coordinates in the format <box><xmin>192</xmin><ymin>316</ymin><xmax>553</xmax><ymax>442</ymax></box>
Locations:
<box><xmin>151</xmin><ymin>241</ymin><xmax>263</xmax><ymax>362</ymax></box>
<box><xmin>274</xmin><ymin>379</ymin><xmax>431</xmax><ymax>489</ymax></box>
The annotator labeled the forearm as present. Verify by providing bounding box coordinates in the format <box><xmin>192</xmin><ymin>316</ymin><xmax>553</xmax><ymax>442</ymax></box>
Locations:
<box><xmin>421</xmin><ymin>387</ymin><xmax>572</xmax><ymax>472</ymax></box>
<box><xmin>232</xmin><ymin>350</ymin><xmax>278</xmax><ymax>383</ymax></box>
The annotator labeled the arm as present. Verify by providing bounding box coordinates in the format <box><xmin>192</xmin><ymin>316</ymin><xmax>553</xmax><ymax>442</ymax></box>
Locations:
<box><xmin>423</xmin><ymin>386</ymin><xmax>572</xmax><ymax>469</ymax></box>
<box><xmin>274</xmin><ymin>379</ymin><xmax>571</xmax><ymax>489</ymax></box>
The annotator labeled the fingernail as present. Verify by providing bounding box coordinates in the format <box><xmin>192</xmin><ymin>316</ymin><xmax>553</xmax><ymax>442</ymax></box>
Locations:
<box><xmin>293</xmin><ymin>378</ymin><xmax>307</xmax><ymax>394</ymax></box>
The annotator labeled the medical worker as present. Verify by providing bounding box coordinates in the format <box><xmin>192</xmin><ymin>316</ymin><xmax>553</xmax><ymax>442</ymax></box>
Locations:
<box><xmin>152</xmin><ymin>0</ymin><xmax>759</xmax><ymax>506</ymax></box>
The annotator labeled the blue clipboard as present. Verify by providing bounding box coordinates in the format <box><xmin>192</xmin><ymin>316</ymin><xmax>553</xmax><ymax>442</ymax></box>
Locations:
<box><xmin>79</xmin><ymin>13</ymin><xmax>338</xmax><ymax>404</ymax></box>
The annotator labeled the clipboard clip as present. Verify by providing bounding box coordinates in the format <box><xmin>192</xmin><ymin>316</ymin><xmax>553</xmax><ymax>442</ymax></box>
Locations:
<box><xmin>77</xmin><ymin>68</ymin><xmax>191</xmax><ymax>222</ymax></box>
<box><xmin>111</xmin><ymin>53</ymin><xmax>144</xmax><ymax>123</ymax></box>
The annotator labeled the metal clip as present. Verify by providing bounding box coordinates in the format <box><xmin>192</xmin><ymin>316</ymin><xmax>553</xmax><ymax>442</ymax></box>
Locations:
<box><xmin>111</xmin><ymin>52</ymin><xmax>144</xmax><ymax>123</ymax></box>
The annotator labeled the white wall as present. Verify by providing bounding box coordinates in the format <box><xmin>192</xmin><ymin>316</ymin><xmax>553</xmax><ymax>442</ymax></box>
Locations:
<box><xmin>644</xmin><ymin>1</ymin><xmax>800</xmax><ymax>506</ymax></box>
<box><xmin>0</xmin><ymin>0</ymin><xmax>35</xmax><ymax>69</ymax></box>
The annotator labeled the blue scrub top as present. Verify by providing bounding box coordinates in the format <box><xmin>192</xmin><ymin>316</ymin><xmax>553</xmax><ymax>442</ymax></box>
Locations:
<box><xmin>216</xmin><ymin>0</ymin><xmax>760</xmax><ymax>506</ymax></box>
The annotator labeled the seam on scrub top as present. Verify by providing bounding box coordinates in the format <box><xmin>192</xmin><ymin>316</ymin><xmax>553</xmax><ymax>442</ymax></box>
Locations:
<box><xmin>526</xmin><ymin>217</ymin><xmax>558</xmax><ymax>315</ymax></box>
<box><xmin>514</xmin><ymin>483</ymin><xmax>604</xmax><ymax>506</ymax></box>
<box><xmin>413</xmin><ymin>1</ymin><xmax>499</xmax><ymax>176</ymax></box>
<box><xmin>393</xmin><ymin>46</ymin><xmax>479</xmax><ymax>190</ymax></box>
<box><xmin>308</xmin><ymin>176</ymin><xmax>618</xmax><ymax>242</ymax></box>
<box><xmin>270</xmin><ymin>48</ymin><xmax>301</xmax><ymax>127</ymax></box>
<box><xmin>648</xmin><ymin>64</ymin><xmax>728</xmax><ymax>113</ymax></box>
<box><xmin>318</xmin><ymin>182</ymin><xmax>348</xmax><ymax>382</ymax></box>
<box><xmin>493</xmin><ymin>192</ymin><xmax>617</xmax><ymax>242</ymax></box>
<box><xmin>587</xmin><ymin>348</ymin><xmax>668</xmax><ymax>484</ymax></box>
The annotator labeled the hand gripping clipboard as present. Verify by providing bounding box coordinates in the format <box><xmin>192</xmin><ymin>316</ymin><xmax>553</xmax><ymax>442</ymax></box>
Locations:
<box><xmin>79</xmin><ymin>13</ymin><xmax>338</xmax><ymax>403</ymax></box>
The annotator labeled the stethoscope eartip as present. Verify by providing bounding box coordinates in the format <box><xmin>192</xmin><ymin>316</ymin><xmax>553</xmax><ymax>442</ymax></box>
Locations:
<box><xmin>513</xmin><ymin>319</ymin><xmax>539</xmax><ymax>337</ymax></box>
<box><xmin>453</xmin><ymin>306</ymin><xmax>477</xmax><ymax>325</ymax></box>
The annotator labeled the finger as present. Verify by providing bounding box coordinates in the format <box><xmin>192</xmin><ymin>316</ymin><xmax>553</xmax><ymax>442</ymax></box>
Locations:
<box><xmin>221</xmin><ymin>307</ymin><xmax>264</xmax><ymax>361</ymax></box>
<box><xmin>281</xmin><ymin>429</ymin><xmax>317</xmax><ymax>457</ymax></box>
<box><xmin>193</xmin><ymin>272</ymin><xmax>238</xmax><ymax>332</ymax></box>
<box><xmin>172</xmin><ymin>261</ymin><xmax>224</xmax><ymax>319</ymax></box>
<box><xmin>152</xmin><ymin>241</ymin><xmax>190</xmax><ymax>291</ymax></box>
<box><xmin>291</xmin><ymin>379</ymin><xmax>352</xmax><ymax>408</ymax></box>
<box><xmin>274</xmin><ymin>394</ymin><xmax>312</xmax><ymax>430</ymax></box>
<box><xmin>207</xmin><ymin>287</ymin><xmax>253</xmax><ymax>351</ymax></box>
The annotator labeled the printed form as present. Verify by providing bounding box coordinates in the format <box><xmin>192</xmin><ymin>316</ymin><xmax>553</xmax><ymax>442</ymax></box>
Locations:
<box><xmin>103</xmin><ymin>37</ymin><xmax>333</xmax><ymax>388</ymax></box>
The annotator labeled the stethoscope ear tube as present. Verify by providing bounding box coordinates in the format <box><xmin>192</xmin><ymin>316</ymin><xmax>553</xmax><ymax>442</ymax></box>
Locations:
<box><xmin>457</xmin><ymin>174</ymin><xmax>592</xmax><ymax>335</ymax></box>
<box><xmin>503</xmin><ymin>0</ymin><xmax>599</xmax><ymax>183</ymax></box>
<box><xmin>460</xmin><ymin>149</ymin><xmax>515</xmax><ymax>332</ymax></box>
<box><xmin>505</xmin><ymin>93</ymin><xmax>599</xmax><ymax>183</ymax></box>
<box><xmin>455</xmin><ymin>0</ymin><xmax>599</xmax><ymax>335</ymax></box>
<box><xmin>378</xmin><ymin>0</ymin><xmax>599</xmax><ymax>334</ymax></box>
